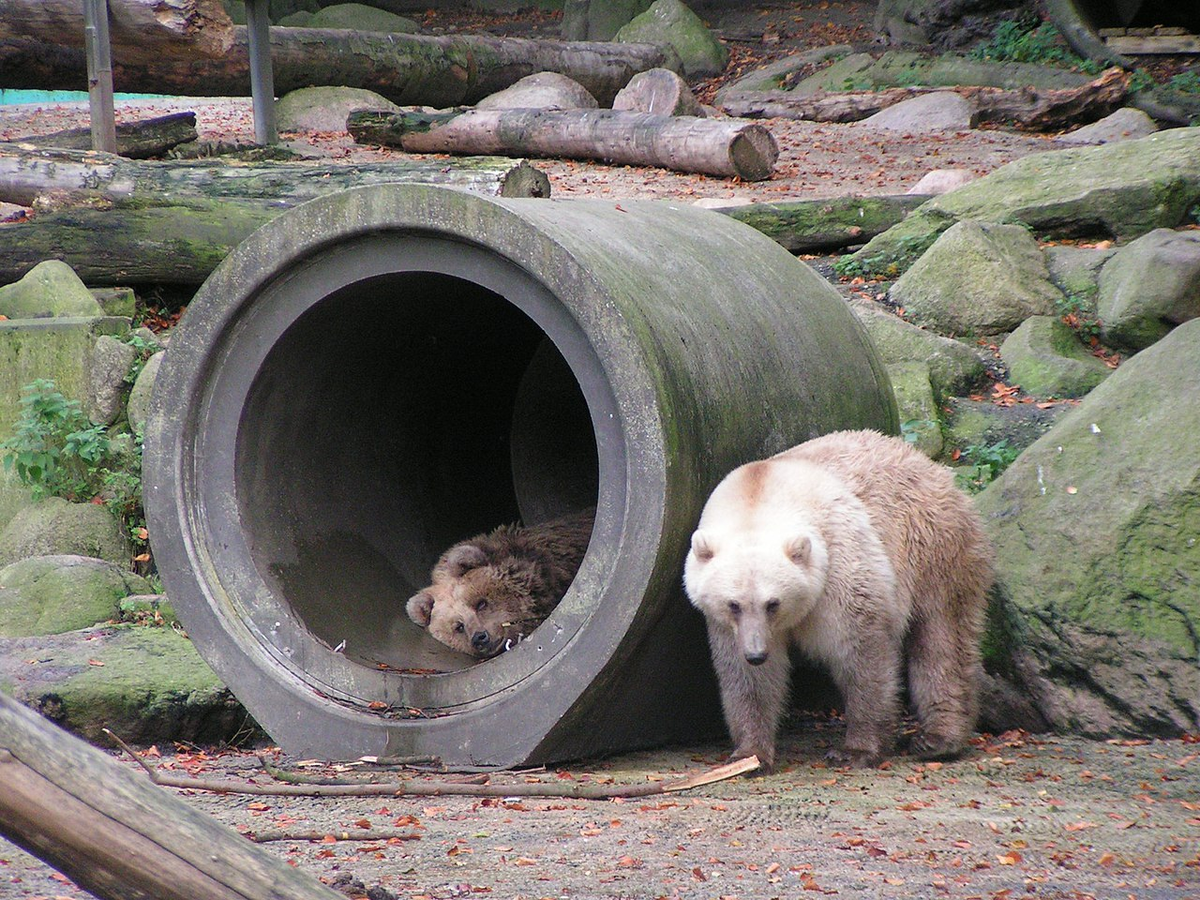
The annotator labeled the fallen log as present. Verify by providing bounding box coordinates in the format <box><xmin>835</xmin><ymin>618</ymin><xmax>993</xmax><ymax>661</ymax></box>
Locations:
<box><xmin>0</xmin><ymin>145</ymin><xmax>550</xmax><ymax>285</ymax></box>
<box><xmin>0</xmin><ymin>692</ymin><xmax>346</xmax><ymax>900</ymax></box>
<box><xmin>0</xmin><ymin>143</ymin><xmax>549</xmax><ymax>206</ymax></box>
<box><xmin>0</xmin><ymin>0</ymin><xmax>233</xmax><ymax>60</ymax></box>
<box><xmin>0</xmin><ymin>27</ymin><xmax>673</xmax><ymax>108</ymax></box>
<box><xmin>719</xmin><ymin>68</ymin><xmax>1129</xmax><ymax>131</ymax></box>
<box><xmin>15</xmin><ymin>112</ymin><xmax>199</xmax><ymax>159</ymax></box>
<box><xmin>349</xmin><ymin>108</ymin><xmax>780</xmax><ymax>181</ymax></box>
<box><xmin>718</xmin><ymin>194</ymin><xmax>932</xmax><ymax>253</ymax></box>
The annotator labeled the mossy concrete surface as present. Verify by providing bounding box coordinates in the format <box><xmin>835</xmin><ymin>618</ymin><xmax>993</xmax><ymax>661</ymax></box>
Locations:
<box><xmin>851</xmin><ymin>127</ymin><xmax>1200</xmax><ymax>276</ymax></box>
<box><xmin>0</xmin><ymin>624</ymin><xmax>257</xmax><ymax>745</ymax></box>
<box><xmin>977</xmin><ymin>318</ymin><xmax>1200</xmax><ymax>736</ymax></box>
<box><xmin>0</xmin><ymin>554</ymin><xmax>150</xmax><ymax>637</ymax></box>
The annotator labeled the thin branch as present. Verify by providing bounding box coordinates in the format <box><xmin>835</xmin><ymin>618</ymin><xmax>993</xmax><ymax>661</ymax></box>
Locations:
<box><xmin>245</xmin><ymin>829</ymin><xmax>422</xmax><ymax>844</ymax></box>
<box><xmin>105</xmin><ymin>730</ymin><xmax>759</xmax><ymax>800</ymax></box>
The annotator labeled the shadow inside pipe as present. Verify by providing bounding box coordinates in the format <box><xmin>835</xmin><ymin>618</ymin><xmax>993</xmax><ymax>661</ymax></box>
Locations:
<box><xmin>234</xmin><ymin>271</ymin><xmax>599</xmax><ymax>675</ymax></box>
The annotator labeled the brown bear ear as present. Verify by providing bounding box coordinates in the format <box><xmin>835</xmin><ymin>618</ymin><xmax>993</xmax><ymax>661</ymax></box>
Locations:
<box><xmin>442</xmin><ymin>543</ymin><xmax>490</xmax><ymax>577</ymax></box>
<box><xmin>690</xmin><ymin>530</ymin><xmax>715</xmax><ymax>562</ymax></box>
<box><xmin>406</xmin><ymin>591</ymin><xmax>435</xmax><ymax>627</ymax></box>
<box><xmin>785</xmin><ymin>535</ymin><xmax>811</xmax><ymax>565</ymax></box>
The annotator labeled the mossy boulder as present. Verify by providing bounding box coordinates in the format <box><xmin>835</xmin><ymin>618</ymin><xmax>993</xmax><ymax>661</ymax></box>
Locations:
<box><xmin>999</xmin><ymin>315</ymin><xmax>1111</xmax><ymax>398</ymax></box>
<box><xmin>0</xmin><ymin>497</ymin><xmax>131</xmax><ymax>568</ymax></box>
<box><xmin>886</xmin><ymin>361</ymin><xmax>943</xmax><ymax>457</ymax></box>
<box><xmin>1097</xmin><ymin>228</ymin><xmax>1200</xmax><ymax>354</ymax></box>
<box><xmin>307</xmin><ymin>3</ymin><xmax>418</xmax><ymax>32</ymax></box>
<box><xmin>0</xmin><ymin>624</ymin><xmax>258</xmax><ymax>745</ymax></box>
<box><xmin>0</xmin><ymin>261</ymin><xmax>105</xmax><ymax>320</ymax></box>
<box><xmin>796</xmin><ymin>50</ymin><xmax>1089</xmax><ymax>94</ymax></box>
<box><xmin>890</xmin><ymin>220</ymin><xmax>1063</xmax><ymax>337</ymax></box>
<box><xmin>1043</xmin><ymin>244</ymin><xmax>1114</xmax><ymax>302</ymax></box>
<box><xmin>978</xmin><ymin>318</ymin><xmax>1200</xmax><ymax>737</ymax></box>
<box><xmin>851</xmin><ymin>127</ymin><xmax>1200</xmax><ymax>277</ymax></box>
<box><xmin>0</xmin><ymin>555</ymin><xmax>150</xmax><ymax>637</ymax></box>
<box><xmin>562</xmin><ymin>0</ymin><xmax>653</xmax><ymax>42</ymax></box>
<box><xmin>276</xmin><ymin>86</ymin><xmax>402</xmax><ymax>134</ymax></box>
<box><xmin>477</xmin><ymin>72</ymin><xmax>599</xmax><ymax>111</ymax></box>
<box><xmin>616</xmin><ymin>0</ymin><xmax>725</xmax><ymax>78</ymax></box>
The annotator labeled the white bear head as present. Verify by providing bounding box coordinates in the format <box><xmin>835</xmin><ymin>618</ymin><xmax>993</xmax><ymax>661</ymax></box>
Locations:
<box><xmin>683</xmin><ymin>523</ymin><xmax>829</xmax><ymax>666</ymax></box>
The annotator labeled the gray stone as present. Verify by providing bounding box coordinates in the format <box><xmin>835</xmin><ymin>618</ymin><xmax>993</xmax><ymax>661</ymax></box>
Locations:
<box><xmin>126</xmin><ymin>350</ymin><xmax>164</xmax><ymax>436</ymax></box>
<box><xmin>0</xmin><ymin>261</ymin><xmax>105</xmax><ymax>320</ymax></box>
<box><xmin>276</xmin><ymin>10</ymin><xmax>313</xmax><ymax>26</ymax></box>
<box><xmin>1058</xmin><ymin>107</ymin><xmax>1158</xmax><ymax>145</ymax></box>
<box><xmin>999</xmin><ymin>315</ymin><xmax>1111</xmax><ymax>399</ymax></box>
<box><xmin>90</xmin><ymin>287</ymin><xmax>136</xmax><ymax>319</ymax></box>
<box><xmin>890</xmin><ymin>220</ymin><xmax>1064</xmax><ymax>337</ymax></box>
<box><xmin>1097</xmin><ymin>228</ymin><xmax>1200</xmax><ymax>353</ymax></box>
<box><xmin>0</xmin><ymin>624</ymin><xmax>256</xmax><ymax>745</ymax></box>
<box><xmin>561</xmin><ymin>0</ymin><xmax>652</xmax><ymax>41</ymax></box>
<box><xmin>715</xmin><ymin>45</ymin><xmax>851</xmax><ymax>100</ymax></box>
<box><xmin>477</xmin><ymin>72</ymin><xmax>598</xmax><ymax>111</ymax></box>
<box><xmin>861</xmin><ymin>91</ymin><xmax>973</xmax><ymax>132</ymax></box>
<box><xmin>1043</xmin><ymin>244</ymin><xmax>1114</xmax><ymax>301</ymax></box>
<box><xmin>887</xmin><ymin>361</ymin><xmax>943</xmax><ymax>458</ymax></box>
<box><xmin>0</xmin><ymin>498</ymin><xmax>131</xmax><ymax>568</ymax></box>
<box><xmin>86</xmin><ymin>335</ymin><xmax>137</xmax><ymax>426</ymax></box>
<box><xmin>276</xmin><ymin>86</ymin><xmax>402</xmax><ymax>134</ymax></box>
<box><xmin>977</xmin><ymin>318</ymin><xmax>1200</xmax><ymax>737</ymax></box>
<box><xmin>306</xmin><ymin>3</ymin><xmax>418</xmax><ymax>32</ymax></box>
<box><xmin>907</xmin><ymin>168</ymin><xmax>975</xmax><ymax>195</ymax></box>
<box><xmin>0</xmin><ymin>555</ymin><xmax>150</xmax><ymax>637</ymax></box>
<box><xmin>943</xmin><ymin>396</ymin><xmax>1066</xmax><ymax>458</ymax></box>
<box><xmin>875</xmin><ymin>0</ymin><xmax>1029</xmax><ymax>51</ymax></box>
<box><xmin>615</xmin><ymin>0</ymin><xmax>727</xmax><ymax>79</ymax></box>
<box><xmin>793</xmin><ymin>50</ymin><xmax>1091</xmax><ymax>94</ymax></box>
<box><xmin>848</xmin><ymin>296</ymin><xmax>988</xmax><ymax>399</ymax></box>
<box><xmin>849</xmin><ymin>127</ymin><xmax>1200</xmax><ymax>277</ymax></box>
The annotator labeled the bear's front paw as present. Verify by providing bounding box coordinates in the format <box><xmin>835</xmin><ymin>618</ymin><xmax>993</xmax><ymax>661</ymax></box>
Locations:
<box><xmin>824</xmin><ymin>746</ymin><xmax>885</xmax><ymax>768</ymax></box>
<box><xmin>910</xmin><ymin>734</ymin><xmax>968</xmax><ymax>762</ymax></box>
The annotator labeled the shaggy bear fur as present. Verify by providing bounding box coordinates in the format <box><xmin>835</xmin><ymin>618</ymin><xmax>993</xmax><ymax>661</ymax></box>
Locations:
<box><xmin>684</xmin><ymin>430</ymin><xmax>993</xmax><ymax>771</ymax></box>
<box><xmin>407</xmin><ymin>508</ymin><xmax>595</xmax><ymax>659</ymax></box>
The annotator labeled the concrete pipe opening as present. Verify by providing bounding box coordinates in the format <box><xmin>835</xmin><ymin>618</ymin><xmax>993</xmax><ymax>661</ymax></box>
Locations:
<box><xmin>145</xmin><ymin>184</ymin><xmax>898</xmax><ymax>766</ymax></box>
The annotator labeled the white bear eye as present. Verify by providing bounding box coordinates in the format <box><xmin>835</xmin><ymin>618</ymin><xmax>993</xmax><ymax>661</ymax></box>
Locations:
<box><xmin>765</xmin><ymin>599</ymin><xmax>781</xmax><ymax>615</ymax></box>
<box><xmin>476</xmin><ymin>598</ymin><xmax>489</xmax><ymax>612</ymax></box>
<box><xmin>728</xmin><ymin>601</ymin><xmax>741</xmax><ymax>616</ymax></box>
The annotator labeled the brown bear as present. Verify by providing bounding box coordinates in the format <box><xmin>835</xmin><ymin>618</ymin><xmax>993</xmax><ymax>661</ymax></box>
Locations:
<box><xmin>407</xmin><ymin>508</ymin><xmax>595</xmax><ymax>659</ymax></box>
<box><xmin>683</xmin><ymin>430</ymin><xmax>993</xmax><ymax>771</ymax></box>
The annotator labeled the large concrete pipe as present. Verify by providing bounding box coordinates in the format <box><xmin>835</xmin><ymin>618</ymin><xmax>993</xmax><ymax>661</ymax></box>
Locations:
<box><xmin>144</xmin><ymin>184</ymin><xmax>898</xmax><ymax>766</ymax></box>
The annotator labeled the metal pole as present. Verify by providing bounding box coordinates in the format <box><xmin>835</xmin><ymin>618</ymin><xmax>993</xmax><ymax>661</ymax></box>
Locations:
<box><xmin>244</xmin><ymin>0</ymin><xmax>278</xmax><ymax>145</ymax></box>
<box><xmin>82</xmin><ymin>0</ymin><xmax>117</xmax><ymax>153</ymax></box>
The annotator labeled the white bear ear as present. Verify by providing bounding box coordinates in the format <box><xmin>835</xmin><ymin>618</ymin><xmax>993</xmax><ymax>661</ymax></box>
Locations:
<box><xmin>690</xmin><ymin>530</ymin><xmax>715</xmax><ymax>562</ymax></box>
<box><xmin>785</xmin><ymin>535</ymin><xmax>812</xmax><ymax>565</ymax></box>
<box><xmin>406</xmin><ymin>591</ymin><xmax>435</xmax><ymax>627</ymax></box>
<box><xmin>442</xmin><ymin>543</ymin><xmax>489</xmax><ymax>577</ymax></box>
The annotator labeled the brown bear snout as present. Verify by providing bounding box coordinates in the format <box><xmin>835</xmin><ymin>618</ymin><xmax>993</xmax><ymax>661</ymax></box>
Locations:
<box><xmin>744</xmin><ymin>650</ymin><xmax>769</xmax><ymax>666</ymax></box>
<box><xmin>471</xmin><ymin>631</ymin><xmax>494</xmax><ymax>655</ymax></box>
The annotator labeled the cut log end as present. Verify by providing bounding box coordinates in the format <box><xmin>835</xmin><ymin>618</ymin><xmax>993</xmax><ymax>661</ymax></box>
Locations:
<box><xmin>729</xmin><ymin>125</ymin><xmax>779</xmax><ymax>182</ymax></box>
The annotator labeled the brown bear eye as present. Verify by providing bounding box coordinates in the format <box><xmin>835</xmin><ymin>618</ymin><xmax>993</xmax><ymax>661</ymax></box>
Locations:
<box><xmin>454</xmin><ymin>622</ymin><xmax>465</xmax><ymax>634</ymax></box>
<box><xmin>475</xmin><ymin>598</ymin><xmax>489</xmax><ymax>612</ymax></box>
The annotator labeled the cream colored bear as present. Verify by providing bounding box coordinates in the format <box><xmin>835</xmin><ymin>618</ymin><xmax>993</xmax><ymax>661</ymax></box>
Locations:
<box><xmin>684</xmin><ymin>430</ymin><xmax>993</xmax><ymax>770</ymax></box>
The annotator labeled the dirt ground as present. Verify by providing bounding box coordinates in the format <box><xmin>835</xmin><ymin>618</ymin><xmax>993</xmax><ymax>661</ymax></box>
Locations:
<box><xmin>2</xmin><ymin>725</ymin><xmax>1198</xmax><ymax>900</ymax></box>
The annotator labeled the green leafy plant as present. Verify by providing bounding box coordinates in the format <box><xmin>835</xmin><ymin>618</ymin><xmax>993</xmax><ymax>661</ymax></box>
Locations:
<box><xmin>1</xmin><ymin>380</ymin><xmax>110</xmax><ymax>501</ymax></box>
<box><xmin>1055</xmin><ymin>291</ymin><xmax>1103</xmax><ymax>342</ymax></box>
<box><xmin>956</xmin><ymin>439</ymin><xmax>1020</xmax><ymax>493</ymax></box>
<box><xmin>900</xmin><ymin>418</ymin><xmax>936</xmax><ymax>445</ymax></box>
<box><xmin>970</xmin><ymin>19</ymin><xmax>1100</xmax><ymax>73</ymax></box>
<box><xmin>1168</xmin><ymin>71</ymin><xmax>1200</xmax><ymax>94</ymax></box>
<box><xmin>123</xmin><ymin>332</ymin><xmax>160</xmax><ymax>385</ymax></box>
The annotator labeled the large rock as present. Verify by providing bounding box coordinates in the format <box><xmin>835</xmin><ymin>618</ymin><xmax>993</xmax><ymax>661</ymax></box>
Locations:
<box><xmin>276</xmin><ymin>86</ymin><xmax>402</xmax><ymax>134</ymax></box>
<box><xmin>0</xmin><ymin>624</ymin><xmax>257</xmax><ymax>745</ymax></box>
<box><xmin>561</xmin><ymin>0</ymin><xmax>652</xmax><ymax>41</ymax></box>
<box><xmin>1043</xmin><ymin>244</ymin><xmax>1114</xmax><ymax>301</ymax></box>
<box><xmin>86</xmin><ymin>334</ymin><xmax>137</xmax><ymax>426</ymax></box>
<box><xmin>126</xmin><ymin>349</ymin><xmax>165</xmax><ymax>436</ymax></box>
<box><xmin>977</xmin><ymin>318</ymin><xmax>1200</xmax><ymax>737</ymax></box>
<box><xmin>0</xmin><ymin>260</ymin><xmax>105</xmax><ymax>320</ymax></box>
<box><xmin>306</xmin><ymin>3</ymin><xmax>417</xmax><ymax>32</ymax></box>
<box><xmin>0</xmin><ymin>555</ymin><xmax>150</xmax><ymax>637</ymax></box>
<box><xmin>793</xmin><ymin>50</ymin><xmax>1091</xmax><ymax>94</ymax></box>
<box><xmin>477</xmin><ymin>72</ymin><xmax>598</xmax><ymax>111</ymax></box>
<box><xmin>1058</xmin><ymin>107</ymin><xmax>1158</xmax><ymax>145</ymax></box>
<box><xmin>1097</xmin><ymin>228</ymin><xmax>1200</xmax><ymax>353</ymax></box>
<box><xmin>0</xmin><ymin>497</ymin><xmax>131</xmax><ymax>568</ymax></box>
<box><xmin>850</xmin><ymin>127</ymin><xmax>1200</xmax><ymax>276</ymax></box>
<box><xmin>999</xmin><ymin>315</ymin><xmax>1111</xmax><ymax>398</ymax></box>
<box><xmin>861</xmin><ymin>91</ymin><xmax>973</xmax><ymax>132</ymax></box>
<box><xmin>615</xmin><ymin>0</ymin><xmax>726</xmax><ymax>79</ymax></box>
<box><xmin>890</xmin><ymin>220</ymin><xmax>1063</xmax><ymax>337</ymax></box>
<box><xmin>874</xmin><ymin>0</ymin><xmax>1030</xmax><ymax>50</ymax></box>
<box><xmin>848</xmin><ymin>296</ymin><xmax>988</xmax><ymax>399</ymax></box>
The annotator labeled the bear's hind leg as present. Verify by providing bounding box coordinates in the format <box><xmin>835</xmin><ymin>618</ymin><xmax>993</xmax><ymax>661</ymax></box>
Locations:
<box><xmin>906</xmin><ymin>610</ymin><xmax>981</xmax><ymax>760</ymax></box>
<box><xmin>826</xmin><ymin>630</ymin><xmax>905</xmax><ymax>767</ymax></box>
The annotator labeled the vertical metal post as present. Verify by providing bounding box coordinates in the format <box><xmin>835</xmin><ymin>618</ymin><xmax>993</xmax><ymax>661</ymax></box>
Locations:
<box><xmin>82</xmin><ymin>0</ymin><xmax>117</xmax><ymax>153</ymax></box>
<box><xmin>244</xmin><ymin>0</ymin><xmax>278</xmax><ymax>145</ymax></box>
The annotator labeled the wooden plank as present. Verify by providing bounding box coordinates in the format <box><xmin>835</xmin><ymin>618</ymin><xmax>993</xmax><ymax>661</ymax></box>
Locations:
<box><xmin>1105</xmin><ymin>34</ymin><xmax>1200</xmax><ymax>54</ymax></box>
